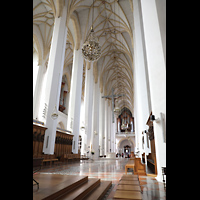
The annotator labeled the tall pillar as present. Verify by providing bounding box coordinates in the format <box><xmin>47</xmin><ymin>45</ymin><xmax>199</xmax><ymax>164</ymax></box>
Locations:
<box><xmin>84</xmin><ymin>63</ymin><xmax>94</xmax><ymax>156</ymax></box>
<box><xmin>99</xmin><ymin>94</ymin><xmax>105</xmax><ymax>156</ymax></box>
<box><xmin>67</xmin><ymin>49</ymin><xmax>83</xmax><ymax>153</ymax></box>
<box><xmin>42</xmin><ymin>5</ymin><xmax>68</xmax><ymax>154</ymax></box>
<box><xmin>110</xmin><ymin>106</ymin><xmax>116</xmax><ymax>153</ymax></box>
<box><xmin>140</xmin><ymin>0</ymin><xmax>166</xmax><ymax>182</ymax></box>
<box><xmin>133</xmin><ymin>0</ymin><xmax>151</xmax><ymax>158</ymax></box>
<box><xmin>107</xmin><ymin>103</ymin><xmax>111</xmax><ymax>153</ymax></box>
<box><xmin>33</xmin><ymin>62</ymin><xmax>46</xmax><ymax>120</ymax></box>
<box><xmin>104</xmin><ymin>99</ymin><xmax>108</xmax><ymax>155</ymax></box>
<box><xmin>92</xmin><ymin>78</ymin><xmax>100</xmax><ymax>159</ymax></box>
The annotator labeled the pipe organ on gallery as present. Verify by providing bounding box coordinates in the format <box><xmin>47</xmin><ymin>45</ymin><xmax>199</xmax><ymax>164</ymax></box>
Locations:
<box><xmin>117</xmin><ymin>108</ymin><xmax>134</xmax><ymax>132</ymax></box>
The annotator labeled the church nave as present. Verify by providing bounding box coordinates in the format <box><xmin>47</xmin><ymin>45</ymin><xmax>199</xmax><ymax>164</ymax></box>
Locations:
<box><xmin>33</xmin><ymin>0</ymin><xmax>166</xmax><ymax>198</ymax></box>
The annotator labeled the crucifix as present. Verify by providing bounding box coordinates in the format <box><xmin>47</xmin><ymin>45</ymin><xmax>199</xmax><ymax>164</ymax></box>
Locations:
<box><xmin>102</xmin><ymin>87</ymin><xmax>125</xmax><ymax>123</ymax></box>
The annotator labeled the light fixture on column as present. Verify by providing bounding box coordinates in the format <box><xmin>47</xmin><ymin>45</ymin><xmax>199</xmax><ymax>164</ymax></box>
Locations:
<box><xmin>81</xmin><ymin>0</ymin><xmax>101</xmax><ymax>62</ymax></box>
<box><xmin>80</xmin><ymin>126</ymin><xmax>85</xmax><ymax>131</ymax></box>
<box><xmin>51</xmin><ymin>73</ymin><xmax>60</xmax><ymax>120</ymax></box>
<box><xmin>51</xmin><ymin>105</ymin><xmax>58</xmax><ymax>120</ymax></box>
<box><xmin>150</xmin><ymin>114</ymin><xmax>160</xmax><ymax>123</ymax></box>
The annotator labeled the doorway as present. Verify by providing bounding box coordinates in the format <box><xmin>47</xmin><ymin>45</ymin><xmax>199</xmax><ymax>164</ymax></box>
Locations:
<box><xmin>124</xmin><ymin>145</ymin><xmax>131</xmax><ymax>158</ymax></box>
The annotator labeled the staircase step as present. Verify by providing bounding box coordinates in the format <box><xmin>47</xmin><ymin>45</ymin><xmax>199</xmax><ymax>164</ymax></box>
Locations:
<box><xmin>58</xmin><ymin>178</ymin><xmax>100</xmax><ymax>200</ymax></box>
<box><xmin>116</xmin><ymin>184</ymin><xmax>141</xmax><ymax>192</ymax></box>
<box><xmin>113</xmin><ymin>190</ymin><xmax>142</xmax><ymax>200</ymax></box>
<box><xmin>120</xmin><ymin>177</ymin><xmax>139</xmax><ymax>181</ymax></box>
<box><xmin>33</xmin><ymin>174</ymin><xmax>88</xmax><ymax>200</ymax></box>
<box><xmin>84</xmin><ymin>181</ymin><xmax>112</xmax><ymax>200</ymax></box>
<box><xmin>121</xmin><ymin>175</ymin><xmax>138</xmax><ymax>179</ymax></box>
<box><xmin>119</xmin><ymin>180</ymin><xmax>140</xmax><ymax>185</ymax></box>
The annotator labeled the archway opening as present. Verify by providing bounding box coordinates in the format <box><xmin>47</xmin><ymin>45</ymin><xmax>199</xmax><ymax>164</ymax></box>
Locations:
<box><xmin>117</xmin><ymin>138</ymin><xmax>134</xmax><ymax>158</ymax></box>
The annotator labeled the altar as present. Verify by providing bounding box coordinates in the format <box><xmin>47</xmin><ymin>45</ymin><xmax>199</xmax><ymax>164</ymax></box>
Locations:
<box><xmin>107</xmin><ymin>152</ymin><xmax>116</xmax><ymax>158</ymax></box>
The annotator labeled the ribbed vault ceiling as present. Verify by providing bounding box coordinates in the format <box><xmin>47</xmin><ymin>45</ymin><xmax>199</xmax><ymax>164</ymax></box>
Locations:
<box><xmin>33</xmin><ymin>0</ymin><xmax>134</xmax><ymax>114</ymax></box>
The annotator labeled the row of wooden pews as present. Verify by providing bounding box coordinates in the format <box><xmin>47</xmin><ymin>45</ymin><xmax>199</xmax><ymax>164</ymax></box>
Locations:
<box><xmin>125</xmin><ymin>157</ymin><xmax>147</xmax><ymax>176</ymax></box>
<box><xmin>113</xmin><ymin>174</ymin><xmax>142</xmax><ymax>200</ymax></box>
<box><xmin>33</xmin><ymin>121</ymin><xmax>80</xmax><ymax>167</ymax></box>
<box><xmin>60</xmin><ymin>153</ymin><xmax>80</xmax><ymax>163</ymax></box>
<box><xmin>134</xmin><ymin>158</ymin><xmax>147</xmax><ymax>176</ymax></box>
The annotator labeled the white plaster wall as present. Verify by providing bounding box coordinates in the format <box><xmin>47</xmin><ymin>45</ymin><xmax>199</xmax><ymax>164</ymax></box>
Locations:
<box><xmin>140</xmin><ymin>0</ymin><xmax>166</xmax><ymax>182</ymax></box>
<box><xmin>133</xmin><ymin>0</ymin><xmax>152</xmax><ymax>159</ymax></box>
<box><xmin>57</xmin><ymin>111</ymin><xmax>68</xmax><ymax>130</ymax></box>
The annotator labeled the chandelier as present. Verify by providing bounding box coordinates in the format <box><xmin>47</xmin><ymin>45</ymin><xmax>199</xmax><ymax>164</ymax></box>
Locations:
<box><xmin>82</xmin><ymin>27</ymin><xmax>101</xmax><ymax>62</ymax></box>
<box><xmin>81</xmin><ymin>0</ymin><xmax>101</xmax><ymax>62</ymax></box>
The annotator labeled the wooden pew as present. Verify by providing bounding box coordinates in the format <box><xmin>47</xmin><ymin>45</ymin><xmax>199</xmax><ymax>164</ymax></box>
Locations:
<box><xmin>42</xmin><ymin>154</ymin><xmax>58</xmax><ymax>167</ymax></box>
<box><xmin>61</xmin><ymin>153</ymin><xmax>80</xmax><ymax>163</ymax></box>
<box><xmin>54</xmin><ymin>129</ymin><xmax>73</xmax><ymax>158</ymax></box>
<box><xmin>33</xmin><ymin>122</ymin><xmax>47</xmax><ymax>158</ymax></box>
<box><xmin>33</xmin><ymin>121</ymin><xmax>79</xmax><ymax>166</ymax></box>
<box><xmin>147</xmin><ymin>152</ymin><xmax>157</xmax><ymax>174</ymax></box>
<box><xmin>134</xmin><ymin>157</ymin><xmax>146</xmax><ymax>175</ymax></box>
<box><xmin>125</xmin><ymin>160</ymin><xmax>135</xmax><ymax>174</ymax></box>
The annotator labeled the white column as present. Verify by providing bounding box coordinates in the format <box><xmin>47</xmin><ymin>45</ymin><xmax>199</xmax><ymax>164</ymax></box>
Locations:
<box><xmin>133</xmin><ymin>0</ymin><xmax>151</xmax><ymax>158</ymax></box>
<box><xmin>91</xmin><ymin>78</ymin><xmax>100</xmax><ymax>159</ymax></box>
<box><xmin>99</xmin><ymin>94</ymin><xmax>105</xmax><ymax>156</ymax></box>
<box><xmin>140</xmin><ymin>0</ymin><xmax>166</xmax><ymax>182</ymax></box>
<box><xmin>33</xmin><ymin>62</ymin><xmax>46</xmax><ymax>120</ymax></box>
<box><xmin>67</xmin><ymin>49</ymin><xmax>83</xmax><ymax>153</ymax></box>
<box><xmin>104</xmin><ymin>100</ymin><xmax>108</xmax><ymax>155</ymax></box>
<box><xmin>107</xmin><ymin>103</ymin><xmax>111</xmax><ymax>153</ymax></box>
<box><xmin>114</xmin><ymin>115</ymin><xmax>117</xmax><ymax>153</ymax></box>
<box><xmin>42</xmin><ymin>5</ymin><xmax>68</xmax><ymax>154</ymax></box>
<box><xmin>84</xmin><ymin>63</ymin><xmax>94</xmax><ymax>157</ymax></box>
<box><xmin>110</xmin><ymin>106</ymin><xmax>115</xmax><ymax>153</ymax></box>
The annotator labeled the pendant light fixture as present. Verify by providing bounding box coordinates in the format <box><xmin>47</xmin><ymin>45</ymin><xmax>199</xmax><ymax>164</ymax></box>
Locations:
<box><xmin>51</xmin><ymin>105</ymin><xmax>58</xmax><ymax>120</ymax></box>
<box><xmin>82</xmin><ymin>0</ymin><xmax>101</xmax><ymax>62</ymax></box>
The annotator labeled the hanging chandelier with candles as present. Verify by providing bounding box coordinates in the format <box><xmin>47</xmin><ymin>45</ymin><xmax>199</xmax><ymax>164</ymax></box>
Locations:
<box><xmin>82</xmin><ymin>0</ymin><xmax>101</xmax><ymax>62</ymax></box>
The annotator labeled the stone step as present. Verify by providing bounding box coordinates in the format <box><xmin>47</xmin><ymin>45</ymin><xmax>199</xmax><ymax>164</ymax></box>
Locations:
<box><xmin>113</xmin><ymin>190</ymin><xmax>142</xmax><ymax>200</ymax></box>
<box><xmin>58</xmin><ymin>178</ymin><xmax>100</xmax><ymax>200</ymax></box>
<box><xmin>33</xmin><ymin>174</ymin><xmax>88</xmax><ymax>200</ymax></box>
<box><xmin>84</xmin><ymin>181</ymin><xmax>112</xmax><ymax>200</ymax></box>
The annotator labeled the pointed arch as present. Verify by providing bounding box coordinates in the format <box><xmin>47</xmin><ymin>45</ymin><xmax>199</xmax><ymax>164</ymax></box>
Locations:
<box><xmin>70</xmin><ymin>11</ymin><xmax>81</xmax><ymax>50</ymax></box>
<box><xmin>117</xmin><ymin>137</ymin><xmax>135</xmax><ymax>149</ymax></box>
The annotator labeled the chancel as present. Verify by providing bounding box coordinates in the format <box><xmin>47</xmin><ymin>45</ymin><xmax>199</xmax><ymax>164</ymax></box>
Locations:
<box><xmin>33</xmin><ymin>0</ymin><xmax>166</xmax><ymax>199</ymax></box>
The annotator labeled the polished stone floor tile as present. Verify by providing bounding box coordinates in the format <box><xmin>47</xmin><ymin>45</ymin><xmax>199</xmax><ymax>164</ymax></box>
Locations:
<box><xmin>38</xmin><ymin>158</ymin><xmax>166</xmax><ymax>199</ymax></box>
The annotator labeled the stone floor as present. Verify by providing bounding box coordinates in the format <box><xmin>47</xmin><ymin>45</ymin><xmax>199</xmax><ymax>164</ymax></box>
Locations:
<box><xmin>38</xmin><ymin>157</ymin><xmax>166</xmax><ymax>199</ymax></box>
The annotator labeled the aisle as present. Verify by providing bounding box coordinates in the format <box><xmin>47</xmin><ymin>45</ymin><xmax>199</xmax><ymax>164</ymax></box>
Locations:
<box><xmin>39</xmin><ymin>158</ymin><xmax>129</xmax><ymax>184</ymax></box>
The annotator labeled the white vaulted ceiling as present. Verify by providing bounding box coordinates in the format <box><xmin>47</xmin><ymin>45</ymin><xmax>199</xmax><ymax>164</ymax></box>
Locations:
<box><xmin>33</xmin><ymin>0</ymin><xmax>134</xmax><ymax>114</ymax></box>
